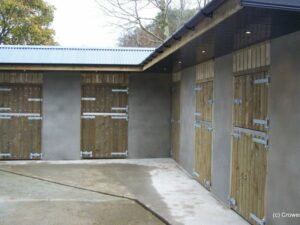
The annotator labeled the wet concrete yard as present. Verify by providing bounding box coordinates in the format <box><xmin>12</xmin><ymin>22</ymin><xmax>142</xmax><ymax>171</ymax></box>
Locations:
<box><xmin>0</xmin><ymin>159</ymin><xmax>248</xmax><ymax>225</ymax></box>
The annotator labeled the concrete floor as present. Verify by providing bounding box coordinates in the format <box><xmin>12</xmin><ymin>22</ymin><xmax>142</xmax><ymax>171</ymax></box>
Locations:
<box><xmin>0</xmin><ymin>159</ymin><xmax>248</xmax><ymax>225</ymax></box>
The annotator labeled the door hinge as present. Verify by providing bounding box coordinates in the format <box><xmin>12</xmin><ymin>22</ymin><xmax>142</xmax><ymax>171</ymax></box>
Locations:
<box><xmin>207</xmin><ymin>99</ymin><xmax>214</xmax><ymax>105</ymax></box>
<box><xmin>81</xmin><ymin>151</ymin><xmax>93</xmax><ymax>158</ymax></box>
<box><xmin>194</xmin><ymin>112</ymin><xmax>202</xmax><ymax>117</ymax></box>
<box><xmin>28</xmin><ymin>98</ymin><xmax>43</xmax><ymax>102</ymax></box>
<box><xmin>81</xmin><ymin>97</ymin><xmax>96</xmax><ymax>101</ymax></box>
<box><xmin>192</xmin><ymin>170</ymin><xmax>200</xmax><ymax>178</ymax></box>
<box><xmin>30</xmin><ymin>153</ymin><xmax>42</xmax><ymax>159</ymax></box>
<box><xmin>0</xmin><ymin>153</ymin><xmax>12</xmax><ymax>159</ymax></box>
<box><xmin>0</xmin><ymin>107</ymin><xmax>11</xmax><ymax>111</ymax></box>
<box><xmin>111</xmin><ymin>151</ymin><xmax>128</xmax><ymax>158</ymax></box>
<box><xmin>254</xmin><ymin>76</ymin><xmax>270</xmax><ymax>85</ymax></box>
<box><xmin>232</xmin><ymin>132</ymin><xmax>241</xmax><ymax>139</ymax></box>
<box><xmin>253</xmin><ymin>118</ymin><xmax>270</xmax><ymax>129</ymax></box>
<box><xmin>252</xmin><ymin>137</ymin><xmax>269</xmax><ymax>150</ymax></box>
<box><xmin>112</xmin><ymin>88</ymin><xmax>129</xmax><ymax>94</ymax></box>
<box><xmin>204</xmin><ymin>179</ymin><xmax>211</xmax><ymax>190</ymax></box>
<box><xmin>0</xmin><ymin>87</ymin><xmax>12</xmax><ymax>92</ymax></box>
<box><xmin>250</xmin><ymin>213</ymin><xmax>266</xmax><ymax>225</ymax></box>
<box><xmin>111</xmin><ymin>106</ymin><xmax>128</xmax><ymax>113</ymax></box>
<box><xmin>233</xmin><ymin>99</ymin><xmax>242</xmax><ymax>105</ymax></box>
<box><xmin>0</xmin><ymin>116</ymin><xmax>11</xmax><ymax>120</ymax></box>
<box><xmin>81</xmin><ymin>115</ymin><xmax>96</xmax><ymax>120</ymax></box>
<box><xmin>195</xmin><ymin>86</ymin><xmax>202</xmax><ymax>91</ymax></box>
<box><xmin>228</xmin><ymin>196</ymin><xmax>237</xmax><ymax>210</ymax></box>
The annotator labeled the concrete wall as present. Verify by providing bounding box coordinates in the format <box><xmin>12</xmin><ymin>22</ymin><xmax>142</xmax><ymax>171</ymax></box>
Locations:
<box><xmin>211</xmin><ymin>54</ymin><xmax>233</xmax><ymax>204</ymax></box>
<box><xmin>267</xmin><ymin>31</ymin><xmax>300</xmax><ymax>225</ymax></box>
<box><xmin>128</xmin><ymin>73</ymin><xmax>171</xmax><ymax>158</ymax></box>
<box><xmin>42</xmin><ymin>72</ymin><xmax>81</xmax><ymax>160</ymax></box>
<box><xmin>178</xmin><ymin>66</ymin><xmax>196</xmax><ymax>174</ymax></box>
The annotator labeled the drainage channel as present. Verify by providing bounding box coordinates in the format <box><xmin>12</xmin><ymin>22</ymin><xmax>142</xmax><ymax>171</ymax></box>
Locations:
<box><xmin>0</xmin><ymin>168</ymin><xmax>171</xmax><ymax>225</ymax></box>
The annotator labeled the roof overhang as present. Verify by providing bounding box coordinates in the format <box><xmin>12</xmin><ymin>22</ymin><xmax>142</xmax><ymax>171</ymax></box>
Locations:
<box><xmin>142</xmin><ymin>0</ymin><xmax>300</xmax><ymax>72</ymax></box>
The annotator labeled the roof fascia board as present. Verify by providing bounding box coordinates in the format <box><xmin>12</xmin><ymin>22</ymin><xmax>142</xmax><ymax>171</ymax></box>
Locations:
<box><xmin>142</xmin><ymin>0</ymin><xmax>242</xmax><ymax>71</ymax></box>
<box><xmin>241</xmin><ymin>0</ymin><xmax>300</xmax><ymax>11</ymax></box>
<box><xmin>0</xmin><ymin>65</ymin><xmax>143</xmax><ymax>72</ymax></box>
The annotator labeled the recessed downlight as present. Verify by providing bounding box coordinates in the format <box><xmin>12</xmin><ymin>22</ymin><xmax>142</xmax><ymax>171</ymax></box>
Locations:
<box><xmin>246</xmin><ymin>30</ymin><xmax>251</xmax><ymax>35</ymax></box>
<box><xmin>202</xmin><ymin>50</ymin><xmax>206</xmax><ymax>54</ymax></box>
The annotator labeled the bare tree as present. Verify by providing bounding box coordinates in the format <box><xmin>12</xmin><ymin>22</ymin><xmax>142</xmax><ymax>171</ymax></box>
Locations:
<box><xmin>96</xmin><ymin>0</ymin><xmax>209</xmax><ymax>47</ymax></box>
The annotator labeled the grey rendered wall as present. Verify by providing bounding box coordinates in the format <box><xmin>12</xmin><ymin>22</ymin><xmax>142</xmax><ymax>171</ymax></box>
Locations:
<box><xmin>211</xmin><ymin>54</ymin><xmax>233</xmax><ymax>204</ymax></box>
<box><xmin>178</xmin><ymin>66</ymin><xmax>196</xmax><ymax>174</ymax></box>
<box><xmin>267</xmin><ymin>31</ymin><xmax>300</xmax><ymax>225</ymax></box>
<box><xmin>128</xmin><ymin>73</ymin><xmax>171</xmax><ymax>158</ymax></box>
<box><xmin>42</xmin><ymin>72</ymin><xmax>81</xmax><ymax>160</ymax></box>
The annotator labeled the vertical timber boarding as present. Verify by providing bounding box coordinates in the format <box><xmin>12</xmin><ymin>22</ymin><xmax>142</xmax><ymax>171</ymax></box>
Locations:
<box><xmin>0</xmin><ymin>72</ymin><xmax>43</xmax><ymax>160</ymax></box>
<box><xmin>230</xmin><ymin>41</ymin><xmax>270</xmax><ymax>225</ymax></box>
<box><xmin>171</xmin><ymin>71</ymin><xmax>181</xmax><ymax>162</ymax></box>
<box><xmin>194</xmin><ymin>60</ymin><xmax>214</xmax><ymax>190</ymax></box>
<box><xmin>81</xmin><ymin>73</ymin><xmax>129</xmax><ymax>159</ymax></box>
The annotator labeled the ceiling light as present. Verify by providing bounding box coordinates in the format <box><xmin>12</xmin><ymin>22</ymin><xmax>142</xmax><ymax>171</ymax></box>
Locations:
<box><xmin>246</xmin><ymin>31</ymin><xmax>251</xmax><ymax>35</ymax></box>
<box><xmin>202</xmin><ymin>50</ymin><xmax>206</xmax><ymax>54</ymax></box>
<box><xmin>178</xmin><ymin>61</ymin><xmax>182</xmax><ymax>64</ymax></box>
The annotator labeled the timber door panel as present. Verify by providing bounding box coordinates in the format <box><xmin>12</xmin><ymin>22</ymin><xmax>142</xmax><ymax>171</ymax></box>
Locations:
<box><xmin>231</xmin><ymin>129</ymin><xmax>267</xmax><ymax>224</ymax></box>
<box><xmin>231</xmin><ymin>72</ymin><xmax>269</xmax><ymax>224</ymax></box>
<box><xmin>194</xmin><ymin>81</ymin><xmax>213</xmax><ymax>190</ymax></box>
<box><xmin>81</xmin><ymin>73</ymin><xmax>128</xmax><ymax>159</ymax></box>
<box><xmin>0</xmin><ymin>84</ymin><xmax>42</xmax><ymax>160</ymax></box>
<box><xmin>233</xmin><ymin>72</ymin><xmax>269</xmax><ymax>132</ymax></box>
<box><xmin>171</xmin><ymin>82</ymin><xmax>180</xmax><ymax>162</ymax></box>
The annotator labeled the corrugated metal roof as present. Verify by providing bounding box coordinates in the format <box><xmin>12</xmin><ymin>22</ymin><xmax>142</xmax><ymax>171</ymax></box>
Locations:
<box><xmin>0</xmin><ymin>45</ymin><xmax>154</xmax><ymax>66</ymax></box>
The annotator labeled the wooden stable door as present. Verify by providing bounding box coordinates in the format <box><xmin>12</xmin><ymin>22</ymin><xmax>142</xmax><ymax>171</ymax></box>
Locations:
<box><xmin>233</xmin><ymin>72</ymin><xmax>269</xmax><ymax>132</ymax></box>
<box><xmin>194</xmin><ymin>81</ymin><xmax>213</xmax><ymax>190</ymax></box>
<box><xmin>0</xmin><ymin>84</ymin><xmax>42</xmax><ymax>160</ymax></box>
<box><xmin>231</xmin><ymin>72</ymin><xmax>269</xmax><ymax>225</ymax></box>
<box><xmin>81</xmin><ymin>74</ymin><xmax>128</xmax><ymax>159</ymax></box>
<box><xmin>171</xmin><ymin>82</ymin><xmax>180</xmax><ymax>162</ymax></box>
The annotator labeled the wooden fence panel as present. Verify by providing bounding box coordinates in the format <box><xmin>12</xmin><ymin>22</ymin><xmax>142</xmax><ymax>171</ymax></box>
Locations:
<box><xmin>171</xmin><ymin>82</ymin><xmax>181</xmax><ymax>162</ymax></box>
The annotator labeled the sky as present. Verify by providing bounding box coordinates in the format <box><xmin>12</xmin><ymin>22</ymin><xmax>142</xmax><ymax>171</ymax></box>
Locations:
<box><xmin>45</xmin><ymin>0</ymin><xmax>200</xmax><ymax>48</ymax></box>
<box><xmin>46</xmin><ymin>0</ymin><xmax>121</xmax><ymax>47</ymax></box>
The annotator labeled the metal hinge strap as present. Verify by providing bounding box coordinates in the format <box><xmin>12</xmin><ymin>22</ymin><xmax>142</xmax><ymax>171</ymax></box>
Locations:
<box><xmin>254</xmin><ymin>76</ymin><xmax>270</xmax><ymax>85</ymax></box>
<box><xmin>112</xmin><ymin>88</ymin><xmax>129</xmax><ymax>94</ymax></box>
<box><xmin>81</xmin><ymin>151</ymin><xmax>93</xmax><ymax>158</ymax></box>
<box><xmin>234</xmin><ymin>99</ymin><xmax>242</xmax><ymax>105</ymax></box>
<box><xmin>81</xmin><ymin>97</ymin><xmax>96</xmax><ymax>101</ymax></box>
<box><xmin>253</xmin><ymin>118</ymin><xmax>269</xmax><ymax>129</ymax></box>
<box><xmin>28</xmin><ymin>98</ymin><xmax>43</xmax><ymax>102</ymax></box>
<box><xmin>30</xmin><ymin>153</ymin><xmax>42</xmax><ymax>159</ymax></box>
<box><xmin>81</xmin><ymin>115</ymin><xmax>96</xmax><ymax>119</ymax></box>
<box><xmin>111</xmin><ymin>151</ymin><xmax>128</xmax><ymax>157</ymax></box>
<box><xmin>0</xmin><ymin>107</ymin><xmax>11</xmax><ymax>111</ymax></box>
<box><xmin>0</xmin><ymin>153</ymin><xmax>12</xmax><ymax>158</ymax></box>
<box><xmin>0</xmin><ymin>87</ymin><xmax>11</xmax><ymax>92</ymax></box>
